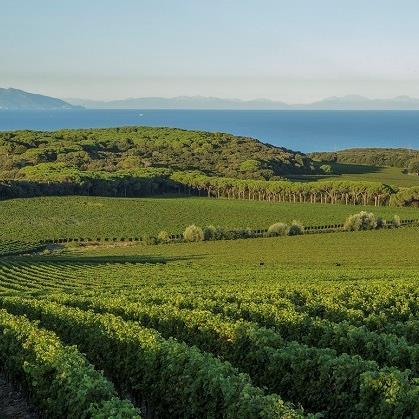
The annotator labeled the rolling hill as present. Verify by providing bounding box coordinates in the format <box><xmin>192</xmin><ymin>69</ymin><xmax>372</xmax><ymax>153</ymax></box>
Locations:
<box><xmin>0</xmin><ymin>126</ymin><xmax>314</xmax><ymax>179</ymax></box>
<box><xmin>0</xmin><ymin>88</ymin><xmax>82</xmax><ymax>110</ymax></box>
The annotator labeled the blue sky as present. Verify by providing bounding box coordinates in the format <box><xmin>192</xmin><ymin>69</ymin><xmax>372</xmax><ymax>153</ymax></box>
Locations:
<box><xmin>2</xmin><ymin>0</ymin><xmax>419</xmax><ymax>101</ymax></box>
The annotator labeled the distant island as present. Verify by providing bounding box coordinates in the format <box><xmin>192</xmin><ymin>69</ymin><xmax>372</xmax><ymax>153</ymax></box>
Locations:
<box><xmin>66</xmin><ymin>94</ymin><xmax>419</xmax><ymax>110</ymax></box>
<box><xmin>3</xmin><ymin>87</ymin><xmax>419</xmax><ymax>110</ymax></box>
<box><xmin>0</xmin><ymin>88</ymin><xmax>82</xmax><ymax>110</ymax></box>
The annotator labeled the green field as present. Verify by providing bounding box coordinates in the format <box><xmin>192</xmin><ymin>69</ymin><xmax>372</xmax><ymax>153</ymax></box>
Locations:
<box><xmin>290</xmin><ymin>165</ymin><xmax>419</xmax><ymax>187</ymax></box>
<box><xmin>0</xmin><ymin>228</ymin><xmax>417</xmax><ymax>417</ymax></box>
<box><xmin>1</xmin><ymin>195</ymin><xmax>419</xmax><ymax>241</ymax></box>
<box><xmin>78</xmin><ymin>226</ymin><xmax>419</xmax><ymax>268</ymax></box>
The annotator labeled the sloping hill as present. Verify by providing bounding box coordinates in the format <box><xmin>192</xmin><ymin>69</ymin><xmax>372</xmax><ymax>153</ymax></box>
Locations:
<box><xmin>310</xmin><ymin>148</ymin><xmax>419</xmax><ymax>168</ymax></box>
<box><xmin>0</xmin><ymin>88</ymin><xmax>81</xmax><ymax>110</ymax></box>
<box><xmin>0</xmin><ymin>126</ymin><xmax>314</xmax><ymax>179</ymax></box>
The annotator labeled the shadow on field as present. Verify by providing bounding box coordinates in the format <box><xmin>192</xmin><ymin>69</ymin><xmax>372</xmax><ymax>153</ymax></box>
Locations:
<box><xmin>331</xmin><ymin>162</ymin><xmax>382</xmax><ymax>174</ymax></box>
<box><xmin>6</xmin><ymin>254</ymin><xmax>203</xmax><ymax>266</ymax></box>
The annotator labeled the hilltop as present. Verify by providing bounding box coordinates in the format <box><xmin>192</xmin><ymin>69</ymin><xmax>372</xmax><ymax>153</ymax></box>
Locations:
<box><xmin>0</xmin><ymin>126</ymin><xmax>314</xmax><ymax>180</ymax></box>
<box><xmin>0</xmin><ymin>88</ymin><xmax>82</xmax><ymax>110</ymax></box>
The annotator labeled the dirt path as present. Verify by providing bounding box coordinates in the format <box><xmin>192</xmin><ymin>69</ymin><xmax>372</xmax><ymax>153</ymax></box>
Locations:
<box><xmin>0</xmin><ymin>374</ymin><xmax>38</xmax><ymax>419</ymax></box>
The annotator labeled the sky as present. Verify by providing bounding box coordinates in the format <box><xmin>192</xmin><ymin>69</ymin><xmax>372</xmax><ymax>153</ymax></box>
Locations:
<box><xmin>2</xmin><ymin>0</ymin><xmax>419</xmax><ymax>102</ymax></box>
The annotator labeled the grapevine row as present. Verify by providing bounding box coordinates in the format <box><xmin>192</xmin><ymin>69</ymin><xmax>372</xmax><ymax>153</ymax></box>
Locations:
<box><xmin>0</xmin><ymin>308</ymin><xmax>139</xmax><ymax>417</ymax></box>
<box><xmin>0</xmin><ymin>296</ymin><xmax>303</xmax><ymax>419</ymax></box>
<box><xmin>47</xmin><ymin>294</ymin><xmax>419</xmax><ymax>417</ymax></box>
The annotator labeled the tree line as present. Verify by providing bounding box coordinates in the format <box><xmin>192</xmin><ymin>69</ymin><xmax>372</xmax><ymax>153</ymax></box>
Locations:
<box><xmin>172</xmin><ymin>172</ymin><xmax>395</xmax><ymax>206</ymax></box>
<box><xmin>0</xmin><ymin>167</ymin><xmax>174</xmax><ymax>199</ymax></box>
<box><xmin>2</xmin><ymin>167</ymin><xmax>419</xmax><ymax>207</ymax></box>
<box><xmin>310</xmin><ymin>147</ymin><xmax>419</xmax><ymax>172</ymax></box>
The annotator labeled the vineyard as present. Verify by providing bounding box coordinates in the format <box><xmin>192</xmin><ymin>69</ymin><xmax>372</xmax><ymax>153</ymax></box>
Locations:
<box><xmin>3</xmin><ymin>10</ymin><xmax>419</xmax><ymax>419</ymax></box>
<box><xmin>0</xmin><ymin>227</ymin><xmax>417</xmax><ymax>417</ymax></box>
<box><xmin>2</xmin><ymin>196</ymin><xmax>419</xmax><ymax>241</ymax></box>
<box><xmin>0</xmin><ymin>240</ymin><xmax>45</xmax><ymax>256</ymax></box>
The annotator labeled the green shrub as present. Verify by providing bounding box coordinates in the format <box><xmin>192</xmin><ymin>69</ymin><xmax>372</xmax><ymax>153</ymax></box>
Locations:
<box><xmin>376</xmin><ymin>217</ymin><xmax>387</xmax><ymax>229</ymax></box>
<box><xmin>215</xmin><ymin>226</ymin><xmax>227</xmax><ymax>240</ymax></box>
<box><xmin>223</xmin><ymin>230</ymin><xmax>238</xmax><ymax>240</ymax></box>
<box><xmin>389</xmin><ymin>186</ymin><xmax>419</xmax><ymax>207</ymax></box>
<box><xmin>204</xmin><ymin>226</ymin><xmax>256</xmax><ymax>241</ymax></box>
<box><xmin>244</xmin><ymin>227</ymin><xmax>256</xmax><ymax>238</ymax></box>
<box><xmin>344</xmin><ymin>211</ymin><xmax>377</xmax><ymax>231</ymax></box>
<box><xmin>212</xmin><ymin>226</ymin><xmax>226</xmax><ymax>240</ymax></box>
<box><xmin>320</xmin><ymin>164</ymin><xmax>333</xmax><ymax>174</ymax></box>
<box><xmin>407</xmin><ymin>159</ymin><xmax>419</xmax><ymax>175</ymax></box>
<box><xmin>183</xmin><ymin>225</ymin><xmax>204</xmax><ymax>242</ymax></box>
<box><xmin>143</xmin><ymin>235</ymin><xmax>158</xmax><ymax>245</ymax></box>
<box><xmin>157</xmin><ymin>230</ymin><xmax>170</xmax><ymax>243</ymax></box>
<box><xmin>234</xmin><ymin>229</ymin><xmax>248</xmax><ymax>239</ymax></box>
<box><xmin>288</xmin><ymin>220</ymin><xmax>304</xmax><ymax>236</ymax></box>
<box><xmin>267</xmin><ymin>223</ymin><xmax>289</xmax><ymax>237</ymax></box>
<box><xmin>203</xmin><ymin>225</ymin><xmax>217</xmax><ymax>241</ymax></box>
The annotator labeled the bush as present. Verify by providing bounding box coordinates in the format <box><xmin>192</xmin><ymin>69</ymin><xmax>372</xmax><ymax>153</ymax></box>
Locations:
<box><xmin>267</xmin><ymin>223</ymin><xmax>289</xmax><ymax>237</ymax></box>
<box><xmin>320</xmin><ymin>164</ymin><xmax>333</xmax><ymax>174</ymax></box>
<box><xmin>143</xmin><ymin>235</ymin><xmax>159</xmax><ymax>245</ymax></box>
<box><xmin>203</xmin><ymin>225</ymin><xmax>217</xmax><ymax>241</ymax></box>
<box><xmin>183</xmin><ymin>225</ymin><xmax>204</xmax><ymax>242</ymax></box>
<box><xmin>157</xmin><ymin>230</ymin><xmax>171</xmax><ymax>243</ymax></box>
<box><xmin>203</xmin><ymin>226</ymin><xmax>257</xmax><ymax>241</ymax></box>
<box><xmin>215</xmin><ymin>226</ymin><xmax>227</xmax><ymax>240</ymax></box>
<box><xmin>287</xmin><ymin>220</ymin><xmax>305</xmax><ymax>236</ymax></box>
<box><xmin>216</xmin><ymin>226</ymin><xmax>227</xmax><ymax>240</ymax></box>
<box><xmin>407</xmin><ymin>159</ymin><xmax>419</xmax><ymax>175</ymax></box>
<box><xmin>389</xmin><ymin>186</ymin><xmax>419</xmax><ymax>207</ymax></box>
<box><xmin>376</xmin><ymin>217</ymin><xmax>387</xmax><ymax>229</ymax></box>
<box><xmin>244</xmin><ymin>227</ymin><xmax>256</xmax><ymax>238</ymax></box>
<box><xmin>344</xmin><ymin>211</ymin><xmax>377</xmax><ymax>231</ymax></box>
<box><xmin>224</xmin><ymin>230</ymin><xmax>240</xmax><ymax>240</ymax></box>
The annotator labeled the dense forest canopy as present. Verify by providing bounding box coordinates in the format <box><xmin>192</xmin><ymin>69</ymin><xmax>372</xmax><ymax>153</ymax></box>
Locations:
<box><xmin>1</xmin><ymin>127</ymin><xmax>419</xmax><ymax>206</ymax></box>
<box><xmin>0</xmin><ymin>126</ymin><xmax>315</xmax><ymax>181</ymax></box>
<box><xmin>310</xmin><ymin>148</ymin><xmax>419</xmax><ymax>169</ymax></box>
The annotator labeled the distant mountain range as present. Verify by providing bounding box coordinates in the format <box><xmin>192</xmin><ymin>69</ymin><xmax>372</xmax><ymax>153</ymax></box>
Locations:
<box><xmin>64</xmin><ymin>96</ymin><xmax>291</xmax><ymax>110</ymax></box>
<box><xmin>3</xmin><ymin>88</ymin><xmax>419</xmax><ymax>110</ymax></box>
<box><xmin>305</xmin><ymin>95</ymin><xmax>419</xmax><ymax>110</ymax></box>
<box><xmin>0</xmin><ymin>88</ymin><xmax>81</xmax><ymax>110</ymax></box>
<box><xmin>66</xmin><ymin>94</ymin><xmax>419</xmax><ymax>110</ymax></box>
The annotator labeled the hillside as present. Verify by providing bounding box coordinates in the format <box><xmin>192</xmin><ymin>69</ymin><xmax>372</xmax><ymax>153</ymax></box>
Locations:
<box><xmin>0</xmin><ymin>88</ymin><xmax>81</xmax><ymax>110</ymax></box>
<box><xmin>310</xmin><ymin>148</ymin><xmax>419</xmax><ymax>168</ymax></box>
<box><xmin>0</xmin><ymin>126</ymin><xmax>314</xmax><ymax>180</ymax></box>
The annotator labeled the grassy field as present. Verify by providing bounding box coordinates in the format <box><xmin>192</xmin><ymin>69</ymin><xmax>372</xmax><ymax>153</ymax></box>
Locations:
<box><xmin>1</xmin><ymin>195</ymin><xmax>419</xmax><ymax>241</ymax></box>
<box><xmin>290</xmin><ymin>165</ymin><xmax>419</xmax><ymax>187</ymax></box>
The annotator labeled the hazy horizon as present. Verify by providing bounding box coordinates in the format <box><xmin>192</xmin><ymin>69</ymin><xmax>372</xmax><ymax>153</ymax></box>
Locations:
<box><xmin>3</xmin><ymin>0</ymin><xmax>419</xmax><ymax>101</ymax></box>
<box><xmin>63</xmin><ymin>93</ymin><xmax>419</xmax><ymax>104</ymax></box>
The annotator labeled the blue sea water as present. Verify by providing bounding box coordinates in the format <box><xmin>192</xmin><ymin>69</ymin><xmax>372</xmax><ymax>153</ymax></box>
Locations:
<box><xmin>0</xmin><ymin>109</ymin><xmax>418</xmax><ymax>152</ymax></box>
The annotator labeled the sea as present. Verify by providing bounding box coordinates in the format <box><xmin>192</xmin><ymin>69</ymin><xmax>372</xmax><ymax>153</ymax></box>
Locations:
<box><xmin>0</xmin><ymin>109</ymin><xmax>418</xmax><ymax>152</ymax></box>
